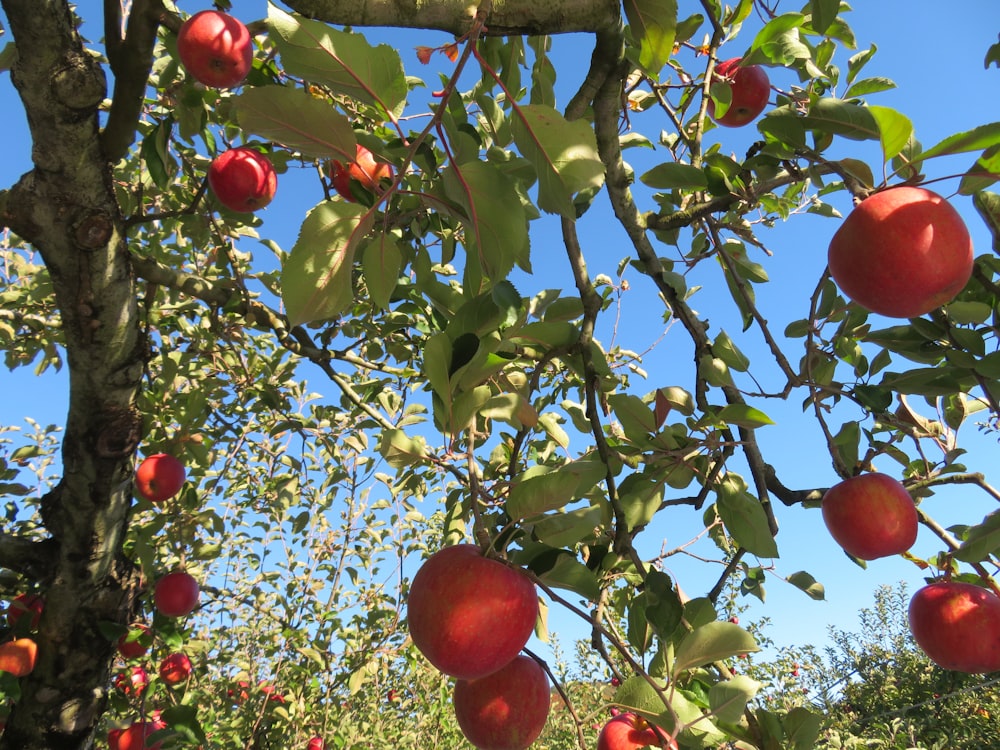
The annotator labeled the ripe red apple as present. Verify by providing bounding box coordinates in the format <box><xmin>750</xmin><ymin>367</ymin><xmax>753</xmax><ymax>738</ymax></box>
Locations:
<box><xmin>307</xmin><ymin>738</ymin><xmax>325</xmax><ymax>750</ymax></box>
<box><xmin>135</xmin><ymin>453</ymin><xmax>186</xmax><ymax>503</ymax></box>
<box><xmin>115</xmin><ymin>665</ymin><xmax>150</xmax><ymax>696</ymax></box>
<box><xmin>6</xmin><ymin>593</ymin><xmax>43</xmax><ymax>631</ymax></box>
<box><xmin>908</xmin><ymin>581</ymin><xmax>1000</xmax><ymax>673</ymax></box>
<box><xmin>159</xmin><ymin>652</ymin><xmax>192</xmax><ymax>686</ymax></box>
<box><xmin>109</xmin><ymin>716</ymin><xmax>167</xmax><ymax>750</ymax></box>
<box><xmin>453</xmin><ymin>655</ymin><xmax>550</xmax><ymax>750</ymax></box>
<box><xmin>177</xmin><ymin>10</ymin><xmax>253</xmax><ymax>89</ymax></box>
<box><xmin>117</xmin><ymin>624</ymin><xmax>152</xmax><ymax>660</ymax></box>
<box><xmin>707</xmin><ymin>58</ymin><xmax>770</xmax><ymax>127</ymax></box>
<box><xmin>208</xmin><ymin>147</ymin><xmax>277</xmax><ymax>213</ymax></box>
<box><xmin>821</xmin><ymin>473</ymin><xmax>918</xmax><ymax>560</ymax></box>
<box><xmin>330</xmin><ymin>144</ymin><xmax>394</xmax><ymax>202</ymax></box>
<box><xmin>406</xmin><ymin>544</ymin><xmax>538</xmax><ymax>680</ymax></box>
<box><xmin>597</xmin><ymin>712</ymin><xmax>677</xmax><ymax>750</ymax></box>
<box><xmin>154</xmin><ymin>571</ymin><xmax>200</xmax><ymax>618</ymax></box>
<box><xmin>827</xmin><ymin>186</ymin><xmax>974</xmax><ymax>318</ymax></box>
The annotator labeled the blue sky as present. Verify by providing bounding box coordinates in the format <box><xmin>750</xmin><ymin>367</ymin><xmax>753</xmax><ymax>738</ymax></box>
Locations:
<box><xmin>2</xmin><ymin>0</ymin><xmax>1000</xmax><ymax>669</ymax></box>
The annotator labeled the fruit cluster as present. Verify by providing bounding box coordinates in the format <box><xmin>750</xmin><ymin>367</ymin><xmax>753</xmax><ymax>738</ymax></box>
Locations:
<box><xmin>407</xmin><ymin>544</ymin><xmax>549</xmax><ymax>750</ymax></box>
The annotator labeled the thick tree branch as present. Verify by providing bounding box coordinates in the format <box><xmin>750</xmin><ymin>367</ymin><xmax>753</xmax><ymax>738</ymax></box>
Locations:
<box><xmin>280</xmin><ymin>0</ymin><xmax>620</xmax><ymax>36</ymax></box>
<box><xmin>101</xmin><ymin>0</ymin><xmax>168</xmax><ymax>162</ymax></box>
<box><xmin>0</xmin><ymin>532</ymin><xmax>57</xmax><ymax>583</ymax></box>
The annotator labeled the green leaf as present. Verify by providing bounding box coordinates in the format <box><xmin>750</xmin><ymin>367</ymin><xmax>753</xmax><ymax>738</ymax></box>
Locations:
<box><xmin>959</xmin><ymin>144</ymin><xmax>1000</xmax><ymax>194</ymax></box>
<box><xmin>716</xmin><ymin>475</ymin><xmax>779</xmax><ymax>558</ymax></box>
<box><xmin>234</xmin><ymin>87</ymin><xmax>357</xmax><ymax>160</ymax></box>
<box><xmin>809</xmin><ymin>0</ymin><xmax>840</xmax><ymax>36</ymax></box>
<box><xmin>716</xmin><ymin>404</ymin><xmax>775</xmax><ymax>428</ymax></box>
<box><xmin>868</xmin><ymin>105</ymin><xmax>913</xmax><ymax>162</ymax></box>
<box><xmin>955</xmin><ymin>510</ymin><xmax>1000</xmax><ymax>563</ymax></box>
<box><xmin>802</xmin><ymin>99</ymin><xmax>880</xmax><ymax>141</ymax></box>
<box><xmin>280</xmin><ymin>201</ymin><xmax>373</xmax><ymax>325</ymax></box>
<box><xmin>361</xmin><ymin>232</ymin><xmax>403</xmax><ymax>310</ymax></box>
<box><xmin>713</xmin><ymin>330</ymin><xmax>750</xmax><ymax>372</ymax></box>
<box><xmin>160</xmin><ymin>705</ymin><xmax>207</xmax><ymax>744</ymax></box>
<box><xmin>786</xmin><ymin>571</ymin><xmax>826</xmax><ymax>600</ymax></box>
<box><xmin>442</xmin><ymin>160</ymin><xmax>529</xmax><ymax>283</ymax></box>
<box><xmin>921</xmin><ymin>122</ymin><xmax>1000</xmax><ymax>160</ymax></box>
<box><xmin>709</xmin><ymin>674</ymin><xmax>761</xmax><ymax>724</ymax></box>
<box><xmin>639</xmin><ymin>162</ymin><xmax>709</xmax><ymax>189</ymax></box>
<box><xmin>843</xmin><ymin>76</ymin><xmax>896</xmax><ymax>98</ymax></box>
<box><xmin>531</xmin><ymin>505</ymin><xmax>603</xmax><ymax>548</ymax></box>
<box><xmin>785</xmin><ymin>707</ymin><xmax>824</xmax><ymax>750</ymax></box>
<box><xmin>607</xmin><ymin>393</ymin><xmax>656</xmax><ymax>440</ymax></box>
<box><xmin>378</xmin><ymin>429</ymin><xmax>427</xmax><ymax>469</ymax></box>
<box><xmin>506</xmin><ymin>458</ymin><xmax>607</xmax><ymax>520</ymax></box>
<box><xmin>672</xmin><ymin>621</ymin><xmax>759</xmax><ymax>677</ymax></box>
<box><xmin>623</xmin><ymin>0</ymin><xmax>678</xmax><ymax>77</ymax></box>
<box><xmin>523</xmin><ymin>545</ymin><xmax>601</xmax><ymax>600</ymax></box>
<box><xmin>973</xmin><ymin>191</ymin><xmax>1000</xmax><ymax>251</ymax></box>
<box><xmin>987</xmin><ymin>35</ymin><xmax>1000</xmax><ymax>68</ymax></box>
<box><xmin>510</xmin><ymin>104</ymin><xmax>605</xmax><ymax>219</ymax></box>
<box><xmin>268</xmin><ymin>5</ymin><xmax>407</xmax><ymax>118</ymax></box>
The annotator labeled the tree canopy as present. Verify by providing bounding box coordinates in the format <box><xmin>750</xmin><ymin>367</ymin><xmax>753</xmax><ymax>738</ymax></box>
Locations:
<box><xmin>1</xmin><ymin>1</ymin><xmax>1000</xmax><ymax>749</ymax></box>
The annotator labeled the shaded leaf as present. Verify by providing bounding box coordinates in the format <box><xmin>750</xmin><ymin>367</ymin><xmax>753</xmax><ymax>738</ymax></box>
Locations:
<box><xmin>506</xmin><ymin>458</ymin><xmax>607</xmax><ymax>520</ymax></box>
<box><xmin>361</xmin><ymin>232</ymin><xmax>404</xmax><ymax>310</ymax></box>
<box><xmin>234</xmin><ymin>86</ymin><xmax>356</xmax><ymax>159</ymax></box>
<box><xmin>623</xmin><ymin>0</ymin><xmax>678</xmax><ymax>77</ymax></box>
<box><xmin>716</xmin><ymin>475</ymin><xmax>779</xmax><ymax>558</ymax></box>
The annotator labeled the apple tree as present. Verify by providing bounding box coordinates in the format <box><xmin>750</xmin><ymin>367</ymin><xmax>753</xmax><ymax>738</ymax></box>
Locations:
<box><xmin>1</xmin><ymin>1</ymin><xmax>1000</xmax><ymax>749</ymax></box>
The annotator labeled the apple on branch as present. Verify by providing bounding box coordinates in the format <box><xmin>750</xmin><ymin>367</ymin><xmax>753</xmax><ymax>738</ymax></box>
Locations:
<box><xmin>597</xmin><ymin>712</ymin><xmax>677</xmax><ymax>750</ymax></box>
<box><xmin>707</xmin><ymin>58</ymin><xmax>770</xmax><ymax>127</ymax></box>
<box><xmin>821</xmin><ymin>473</ymin><xmax>919</xmax><ymax>560</ymax></box>
<box><xmin>453</xmin><ymin>654</ymin><xmax>550</xmax><ymax>750</ymax></box>
<box><xmin>208</xmin><ymin>147</ymin><xmax>278</xmax><ymax>213</ymax></box>
<box><xmin>827</xmin><ymin>186</ymin><xmax>974</xmax><ymax>318</ymax></box>
<box><xmin>153</xmin><ymin>570</ymin><xmax>200</xmax><ymax>618</ymax></box>
<box><xmin>329</xmin><ymin>144</ymin><xmax>394</xmax><ymax>202</ymax></box>
<box><xmin>908</xmin><ymin>581</ymin><xmax>1000</xmax><ymax>673</ymax></box>
<box><xmin>159</xmin><ymin>652</ymin><xmax>193</xmax><ymax>686</ymax></box>
<box><xmin>177</xmin><ymin>10</ymin><xmax>253</xmax><ymax>89</ymax></box>
<box><xmin>134</xmin><ymin>453</ymin><xmax>186</xmax><ymax>504</ymax></box>
<box><xmin>406</xmin><ymin>544</ymin><xmax>538</xmax><ymax>680</ymax></box>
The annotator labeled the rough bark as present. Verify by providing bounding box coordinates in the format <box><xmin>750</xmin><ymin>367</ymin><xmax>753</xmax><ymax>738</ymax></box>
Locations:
<box><xmin>0</xmin><ymin>1</ymin><xmax>145</xmax><ymax>748</ymax></box>
<box><xmin>281</xmin><ymin>0</ymin><xmax>620</xmax><ymax>35</ymax></box>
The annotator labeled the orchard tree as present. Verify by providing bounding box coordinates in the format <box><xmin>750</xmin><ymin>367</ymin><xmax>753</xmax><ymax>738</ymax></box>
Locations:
<box><xmin>1</xmin><ymin>1</ymin><xmax>1000</xmax><ymax>749</ymax></box>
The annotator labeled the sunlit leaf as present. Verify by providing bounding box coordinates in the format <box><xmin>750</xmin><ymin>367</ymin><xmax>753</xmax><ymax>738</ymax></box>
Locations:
<box><xmin>672</xmin><ymin>621</ymin><xmax>759</xmax><ymax>677</ymax></box>
<box><xmin>709</xmin><ymin>674</ymin><xmax>761</xmax><ymax>723</ymax></box>
<box><xmin>868</xmin><ymin>105</ymin><xmax>913</xmax><ymax>162</ymax></box>
<box><xmin>281</xmin><ymin>201</ymin><xmax>373</xmax><ymax>325</ymax></box>
<box><xmin>623</xmin><ymin>0</ymin><xmax>678</xmax><ymax>77</ymax></box>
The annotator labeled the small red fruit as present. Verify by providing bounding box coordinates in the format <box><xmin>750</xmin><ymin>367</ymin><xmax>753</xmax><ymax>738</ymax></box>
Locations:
<box><xmin>115</xmin><ymin>666</ymin><xmax>150</xmax><ymax>695</ymax></box>
<box><xmin>159</xmin><ymin>652</ymin><xmax>192</xmax><ymax>686</ymax></box>
<box><xmin>118</xmin><ymin>624</ymin><xmax>152</xmax><ymax>660</ymax></box>
<box><xmin>821</xmin><ymin>473</ymin><xmax>918</xmax><ymax>560</ymax></box>
<box><xmin>330</xmin><ymin>144</ymin><xmax>394</xmax><ymax>202</ymax></box>
<box><xmin>208</xmin><ymin>147</ymin><xmax>277</xmax><ymax>213</ymax></box>
<box><xmin>597</xmin><ymin>712</ymin><xmax>677</xmax><ymax>750</ymax></box>
<box><xmin>154</xmin><ymin>571</ymin><xmax>200</xmax><ymax>618</ymax></box>
<box><xmin>6</xmin><ymin>593</ymin><xmax>44</xmax><ymax>631</ymax></box>
<box><xmin>307</xmin><ymin>738</ymin><xmax>325</xmax><ymax>750</ymax></box>
<box><xmin>827</xmin><ymin>186</ymin><xmax>974</xmax><ymax>318</ymax></box>
<box><xmin>0</xmin><ymin>637</ymin><xmax>38</xmax><ymax>677</ymax></box>
<box><xmin>135</xmin><ymin>453</ymin><xmax>186</xmax><ymax>503</ymax></box>
<box><xmin>908</xmin><ymin>581</ymin><xmax>1000</xmax><ymax>673</ymax></box>
<box><xmin>707</xmin><ymin>58</ymin><xmax>770</xmax><ymax>127</ymax></box>
<box><xmin>177</xmin><ymin>10</ymin><xmax>253</xmax><ymax>89</ymax></box>
<box><xmin>407</xmin><ymin>544</ymin><xmax>538</xmax><ymax>680</ymax></box>
<box><xmin>109</xmin><ymin>717</ymin><xmax>167</xmax><ymax>750</ymax></box>
<box><xmin>453</xmin><ymin>655</ymin><xmax>551</xmax><ymax>750</ymax></box>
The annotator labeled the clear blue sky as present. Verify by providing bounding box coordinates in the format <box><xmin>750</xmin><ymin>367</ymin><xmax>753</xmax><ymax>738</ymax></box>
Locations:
<box><xmin>2</xmin><ymin>1</ymin><xmax>999</xmax><ymax>667</ymax></box>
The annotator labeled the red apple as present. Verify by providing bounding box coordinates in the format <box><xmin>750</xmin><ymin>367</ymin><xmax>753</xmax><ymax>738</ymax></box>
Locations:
<box><xmin>307</xmin><ymin>738</ymin><xmax>325</xmax><ymax>750</ymax></box>
<box><xmin>208</xmin><ymin>147</ymin><xmax>277</xmax><ymax>213</ymax></box>
<box><xmin>109</xmin><ymin>716</ymin><xmax>167</xmax><ymax>750</ymax></box>
<box><xmin>330</xmin><ymin>144</ymin><xmax>394</xmax><ymax>202</ymax></box>
<box><xmin>908</xmin><ymin>581</ymin><xmax>1000</xmax><ymax>673</ymax></box>
<box><xmin>159</xmin><ymin>652</ymin><xmax>192</xmax><ymax>686</ymax></box>
<box><xmin>117</xmin><ymin>624</ymin><xmax>152</xmax><ymax>660</ymax></box>
<box><xmin>821</xmin><ymin>473</ymin><xmax>918</xmax><ymax>560</ymax></box>
<box><xmin>154</xmin><ymin>571</ymin><xmax>200</xmax><ymax>618</ymax></box>
<box><xmin>707</xmin><ymin>58</ymin><xmax>770</xmax><ymax>127</ymax></box>
<box><xmin>597</xmin><ymin>712</ymin><xmax>677</xmax><ymax>750</ymax></box>
<box><xmin>5</xmin><ymin>593</ymin><xmax>43</xmax><ymax>631</ymax></box>
<box><xmin>453</xmin><ymin>655</ymin><xmax>550</xmax><ymax>750</ymax></box>
<box><xmin>827</xmin><ymin>186</ymin><xmax>974</xmax><ymax>318</ymax></box>
<box><xmin>177</xmin><ymin>10</ymin><xmax>253</xmax><ymax>89</ymax></box>
<box><xmin>135</xmin><ymin>453</ymin><xmax>186</xmax><ymax>503</ymax></box>
<box><xmin>406</xmin><ymin>544</ymin><xmax>538</xmax><ymax>680</ymax></box>
<box><xmin>115</xmin><ymin>665</ymin><xmax>150</xmax><ymax>695</ymax></box>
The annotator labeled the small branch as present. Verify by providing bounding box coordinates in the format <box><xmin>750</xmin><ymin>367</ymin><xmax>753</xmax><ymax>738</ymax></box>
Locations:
<box><xmin>0</xmin><ymin>532</ymin><xmax>57</xmax><ymax>582</ymax></box>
